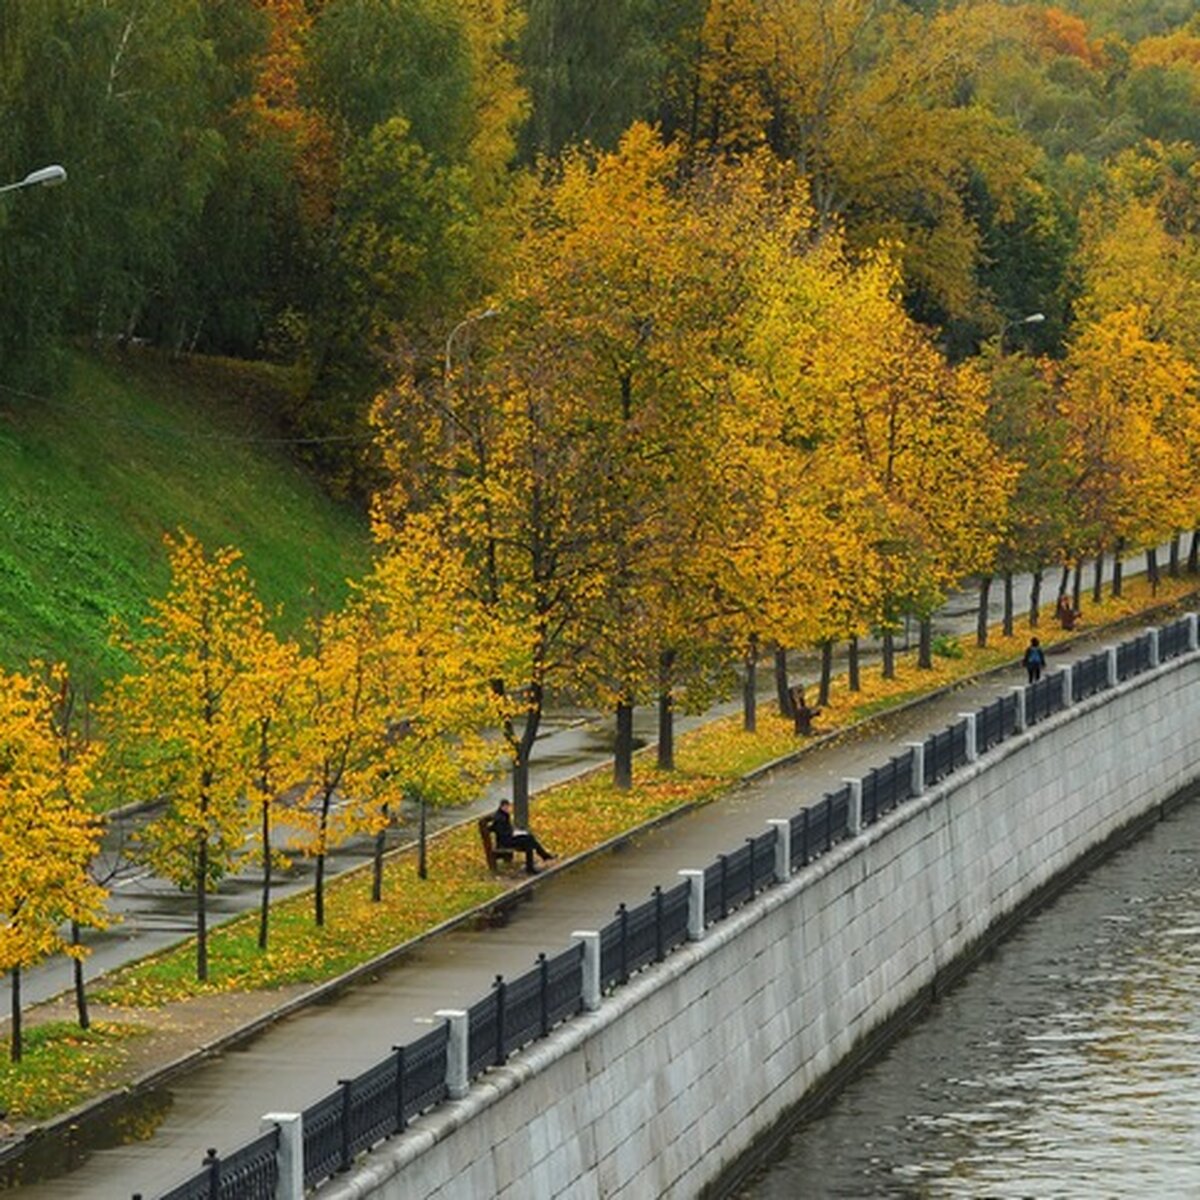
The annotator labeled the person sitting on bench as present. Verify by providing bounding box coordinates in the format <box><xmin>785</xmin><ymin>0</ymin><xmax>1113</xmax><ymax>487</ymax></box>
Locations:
<box><xmin>492</xmin><ymin>798</ymin><xmax>555</xmax><ymax>874</ymax></box>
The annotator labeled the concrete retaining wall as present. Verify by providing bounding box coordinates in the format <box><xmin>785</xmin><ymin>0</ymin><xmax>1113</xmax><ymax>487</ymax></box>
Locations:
<box><xmin>319</xmin><ymin>650</ymin><xmax>1200</xmax><ymax>1200</ymax></box>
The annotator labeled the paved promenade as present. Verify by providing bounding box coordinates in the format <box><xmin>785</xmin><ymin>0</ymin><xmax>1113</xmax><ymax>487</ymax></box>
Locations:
<box><xmin>6</xmin><ymin>625</ymin><xmax>1132</xmax><ymax>1200</ymax></box>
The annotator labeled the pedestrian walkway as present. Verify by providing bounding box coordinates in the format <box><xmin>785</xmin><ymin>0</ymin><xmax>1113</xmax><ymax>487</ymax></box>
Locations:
<box><xmin>5</xmin><ymin>627</ymin><xmax>1135</xmax><ymax>1200</ymax></box>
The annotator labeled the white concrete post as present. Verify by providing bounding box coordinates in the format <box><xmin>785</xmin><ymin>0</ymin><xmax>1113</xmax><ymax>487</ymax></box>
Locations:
<box><xmin>1011</xmin><ymin>686</ymin><xmax>1027</xmax><ymax>733</ymax></box>
<box><xmin>1107</xmin><ymin>645</ymin><xmax>1118</xmax><ymax>687</ymax></box>
<box><xmin>261</xmin><ymin>1112</ymin><xmax>303</xmax><ymax>1200</ymax></box>
<box><xmin>436</xmin><ymin>1009</ymin><xmax>469</xmax><ymax>1099</ymax></box>
<box><xmin>573</xmin><ymin>931</ymin><xmax>601</xmax><ymax>1012</ymax></box>
<box><xmin>958</xmin><ymin>712</ymin><xmax>978</xmax><ymax>762</ymax></box>
<box><xmin>767</xmin><ymin>820</ymin><xmax>790</xmax><ymax>883</ymax></box>
<box><xmin>679</xmin><ymin>869</ymin><xmax>705</xmax><ymax>941</ymax></box>
<box><xmin>1146</xmin><ymin>626</ymin><xmax>1161</xmax><ymax>668</ymax></box>
<box><xmin>844</xmin><ymin>777</ymin><xmax>863</xmax><ymax>836</ymax></box>
<box><xmin>1188</xmin><ymin>613</ymin><xmax>1199</xmax><ymax>652</ymax></box>
<box><xmin>907</xmin><ymin>742</ymin><xmax>926</xmax><ymax>797</ymax></box>
<box><xmin>1061</xmin><ymin>665</ymin><xmax>1074</xmax><ymax>709</ymax></box>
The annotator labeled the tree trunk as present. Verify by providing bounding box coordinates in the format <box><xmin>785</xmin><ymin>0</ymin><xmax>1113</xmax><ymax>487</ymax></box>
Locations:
<box><xmin>1113</xmin><ymin>537</ymin><xmax>1125</xmax><ymax>597</ymax></box>
<box><xmin>258</xmin><ymin>799</ymin><xmax>271</xmax><ymax>950</ymax></box>
<box><xmin>72</xmin><ymin>921</ymin><xmax>89</xmax><ymax>1030</ymax></box>
<box><xmin>976</xmin><ymin>576</ymin><xmax>991</xmax><ymax>647</ymax></box>
<box><xmin>848</xmin><ymin>637</ymin><xmax>860</xmax><ymax>692</ymax></box>
<box><xmin>818</xmin><ymin>640</ymin><xmax>833</xmax><ymax>707</ymax></box>
<box><xmin>1147</xmin><ymin>547</ymin><xmax>1159</xmax><ymax>595</ymax></box>
<box><xmin>1058</xmin><ymin>563</ymin><xmax>1070</xmax><ymax>599</ymax></box>
<box><xmin>416</xmin><ymin>794</ymin><xmax>428</xmax><ymax>879</ymax></box>
<box><xmin>774</xmin><ymin>645</ymin><xmax>793</xmax><ymax>717</ymax></box>
<box><xmin>1072</xmin><ymin>561</ymin><xmax>1083</xmax><ymax>613</ymax></box>
<box><xmin>1189</xmin><ymin>528</ymin><xmax>1199</xmax><ymax>574</ymax></box>
<box><xmin>315</xmin><ymin>850</ymin><xmax>326</xmax><ymax>927</ymax></box>
<box><xmin>10</xmin><ymin>966</ymin><xmax>20</xmax><ymax>1063</ymax></box>
<box><xmin>1170</xmin><ymin>533</ymin><xmax>1181</xmax><ymax>578</ymax></box>
<box><xmin>1003</xmin><ymin>572</ymin><xmax>1014</xmax><ymax>638</ymax></box>
<box><xmin>614</xmin><ymin>699</ymin><xmax>634</xmax><ymax>790</ymax></box>
<box><xmin>1029</xmin><ymin>569</ymin><xmax>1042</xmax><ymax>628</ymax></box>
<box><xmin>510</xmin><ymin>702</ymin><xmax>542</xmax><ymax>830</ymax></box>
<box><xmin>742</xmin><ymin>634</ymin><xmax>758</xmax><ymax>733</ymax></box>
<box><xmin>881</xmin><ymin>629</ymin><xmax>895</xmax><ymax>679</ymax></box>
<box><xmin>1092</xmin><ymin>554</ymin><xmax>1103</xmax><ymax>605</ymax></box>
<box><xmin>372</xmin><ymin>802</ymin><xmax>388</xmax><ymax>903</ymax></box>
<box><xmin>197</xmin><ymin>832</ymin><xmax>208</xmax><ymax>982</ymax></box>
<box><xmin>918</xmin><ymin>617</ymin><xmax>933</xmax><ymax>669</ymax></box>
<box><xmin>657</xmin><ymin>650</ymin><xmax>676</xmax><ymax>773</ymax></box>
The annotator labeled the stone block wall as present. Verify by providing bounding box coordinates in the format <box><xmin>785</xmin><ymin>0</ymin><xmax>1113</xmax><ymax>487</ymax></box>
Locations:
<box><xmin>320</xmin><ymin>653</ymin><xmax>1200</xmax><ymax>1200</ymax></box>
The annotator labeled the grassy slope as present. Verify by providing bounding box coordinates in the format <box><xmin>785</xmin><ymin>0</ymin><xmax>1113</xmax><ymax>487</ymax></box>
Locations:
<box><xmin>0</xmin><ymin>348</ymin><xmax>371</xmax><ymax>686</ymax></box>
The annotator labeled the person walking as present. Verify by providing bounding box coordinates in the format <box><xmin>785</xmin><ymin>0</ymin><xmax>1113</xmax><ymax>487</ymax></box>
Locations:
<box><xmin>1023</xmin><ymin>636</ymin><xmax>1046</xmax><ymax>683</ymax></box>
<box><xmin>491</xmin><ymin>798</ymin><xmax>556</xmax><ymax>874</ymax></box>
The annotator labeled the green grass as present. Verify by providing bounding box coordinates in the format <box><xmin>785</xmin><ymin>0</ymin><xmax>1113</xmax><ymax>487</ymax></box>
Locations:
<box><xmin>0</xmin><ymin>1020</ymin><xmax>147</xmax><ymax>1120</ymax></box>
<box><xmin>0</xmin><ymin>348</ymin><xmax>371</xmax><ymax>685</ymax></box>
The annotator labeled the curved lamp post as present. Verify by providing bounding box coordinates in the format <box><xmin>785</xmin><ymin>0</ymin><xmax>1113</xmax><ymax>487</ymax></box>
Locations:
<box><xmin>0</xmin><ymin>164</ymin><xmax>67</xmax><ymax>195</ymax></box>
<box><xmin>1000</xmin><ymin>310</ymin><xmax>1045</xmax><ymax>350</ymax></box>
<box><xmin>444</xmin><ymin>306</ymin><xmax>499</xmax><ymax>380</ymax></box>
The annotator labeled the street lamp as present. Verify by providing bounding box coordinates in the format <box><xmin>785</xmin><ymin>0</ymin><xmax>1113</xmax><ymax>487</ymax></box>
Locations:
<box><xmin>1000</xmin><ymin>310</ymin><xmax>1045</xmax><ymax>350</ymax></box>
<box><xmin>0</xmin><ymin>164</ymin><xmax>67</xmax><ymax>195</ymax></box>
<box><xmin>444</xmin><ymin>306</ymin><xmax>499</xmax><ymax>380</ymax></box>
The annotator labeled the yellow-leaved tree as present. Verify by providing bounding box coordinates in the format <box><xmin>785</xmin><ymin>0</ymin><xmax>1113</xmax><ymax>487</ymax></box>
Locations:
<box><xmin>0</xmin><ymin>664</ymin><xmax>106</xmax><ymax>1060</ymax></box>
<box><xmin>1058</xmin><ymin>307</ymin><xmax>1197</xmax><ymax>596</ymax></box>
<box><xmin>286</xmin><ymin>596</ymin><xmax>391</xmax><ymax>926</ymax></box>
<box><xmin>104</xmin><ymin>532</ymin><xmax>268</xmax><ymax>982</ymax></box>
<box><xmin>364</xmin><ymin>516</ymin><xmax>502</xmax><ymax>883</ymax></box>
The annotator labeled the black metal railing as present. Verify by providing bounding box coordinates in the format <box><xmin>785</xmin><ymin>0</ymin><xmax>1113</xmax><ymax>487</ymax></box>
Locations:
<box><xmin>1160</xmin><ymin>617</ymin><xmax>1193</xmax><ymax>661</ymax></box>
<box><xmin>1072</xmin><ymin>650</ymin><xmax>1109</xmax><ymax>701</ymax></box>
<box><xmin>977</xmin><ymin>694</ymin><xmax>1017</xmax><ymax>752</ymax></box>
<box><xmin>148</xmin><ymin>612</ymin><xmax>1197</xmax><ymax>1200</ymax></box>
<box><xmin>1117</xmin><ymin>633</ymin><xmax>1153</xmax><ymax>680</ymax></box>
<box><xmin>157</xmin><ymin>1130</ymin><xmax>280</xmax><ymax>1200</ymax></box>
<box><xmin>1026</xmin><ymin>672</ymin><xmax>1064</xmax><ymax>724</ymax></box>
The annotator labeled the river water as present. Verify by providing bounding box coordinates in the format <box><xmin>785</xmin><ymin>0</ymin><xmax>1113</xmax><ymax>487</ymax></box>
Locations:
<box><xmin>739</xmin><ymin>794</ymin><xmax>1200</xmax><ymax>1199</ymax></box>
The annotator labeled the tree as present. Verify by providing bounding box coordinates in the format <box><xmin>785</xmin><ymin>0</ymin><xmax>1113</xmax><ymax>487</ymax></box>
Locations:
<box><xmin>104</xmin><ymin>532</ymin><xmax>267</xmax><ymax>982</ymax></box>
<box><xmin>1057</xmin><ymin>307</ymin><xmax>1196</xmax><ymax>594</ymax></box>
<box><xmin>286</xmin><ymin>596</ymin><xmax>390</xmax><ymax>926</ymax></box>
<box><xmin>240</xmin><ymin>625</ymin><xmax>300</xmax><ymax>951</ymax></box>
<box><xmin>364</xmin><ymin>520</ymin><xmax>501</xmax><ymax>882</ymax></box>
<box><xmin>0</xmin><ymin>663</ymin><xmax>106</xmax><ymax>1060</ymax></box>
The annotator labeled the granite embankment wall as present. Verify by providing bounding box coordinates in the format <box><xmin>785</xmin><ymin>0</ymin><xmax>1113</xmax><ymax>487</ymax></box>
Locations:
<box><xmin>321</xmin><ymin>647</ymin><xmax>1200</xmax><ymax>1200</ymax></box>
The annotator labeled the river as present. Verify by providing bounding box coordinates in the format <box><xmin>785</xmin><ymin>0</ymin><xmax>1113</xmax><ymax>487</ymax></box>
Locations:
<box><xmin>738</xmin><ymin>793</ymin><xmax>1200</xmax><ymax>1199</ymax></box>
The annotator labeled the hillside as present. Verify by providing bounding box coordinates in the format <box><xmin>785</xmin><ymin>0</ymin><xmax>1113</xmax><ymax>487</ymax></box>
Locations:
<box><xmin>0</xmin><ymin>349</ymin><xmax>372</xmax><ymax>688</ymax></box>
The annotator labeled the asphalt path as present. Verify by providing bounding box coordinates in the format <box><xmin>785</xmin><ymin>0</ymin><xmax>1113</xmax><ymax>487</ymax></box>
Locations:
<box><xmin>0</xmin><ymin>549</ymin><xmax>1169</xmax><ymax>1019</ymax></box>
<box><xmin>4</xmin><ymin>571</ymin><xmax>1185</xmax><ymax>1198</ymax></box>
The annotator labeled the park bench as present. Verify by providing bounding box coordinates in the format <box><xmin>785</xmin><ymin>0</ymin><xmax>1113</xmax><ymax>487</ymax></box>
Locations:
<box><xmin>478</xmin><ymin>814</ymin><xmax>517</xmax><ymax>873</ymax></box>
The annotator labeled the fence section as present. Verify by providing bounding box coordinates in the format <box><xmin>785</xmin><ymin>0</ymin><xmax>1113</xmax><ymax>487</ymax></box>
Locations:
<box><xmin>149</xmin><ymin>613</ymin><xmax>1198</xmax><ymax>1200</ymax></box>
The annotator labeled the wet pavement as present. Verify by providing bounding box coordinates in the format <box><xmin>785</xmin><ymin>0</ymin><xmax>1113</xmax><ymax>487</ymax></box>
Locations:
<box><xmin>0</xmin><ymin>610</ymin><xmax>1162</xmax><ymax>1200</ymax></box>
<box><xmin>2</xmin><ymin>557</ymin><xmax>1104</xmax><ymax>1014</ymax></box>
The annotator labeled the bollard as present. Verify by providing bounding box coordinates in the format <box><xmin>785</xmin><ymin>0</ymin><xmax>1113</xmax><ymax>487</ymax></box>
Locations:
<box><xmin>843</xmin><ymin>778</ymin><xmax>862</xmax><ymax>835</ymax></box>
<box><xmin>679</xmin><ymin>869</ymin><xmax>705</xmax><ymax>940</ymax></box>
<box><xmin>573</xmin><ymin>931</ymin><xmax>601</xmax><ymax>1011</ymax></box>
<box><xmin>958</xmin><ymin>712</ymin><xmax>978</xmax><ymax>762</ymax></box>
<box><xmin>435</xmin><ymin>1010</ymin><xmax>469</xmax><ymax>1099</ymax></box>
<box><xmin>261</xmin><ymin>1112</ymin><xmax>304</xmax><ymax>1200</ymax></box>
<box><xmin>767</xmin><ymin>819</ymin><xmax>790</xmax><ymax>882</ymax></box>
<box><xmin>907</xmin><ymin>742</ymin><xmax>926</xmax><ymax>797</ymax></box>
<box><xmin>1011</xmin><ymin>686</ymin><xmax>1027</xmax><ymax>733</ymax></box>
